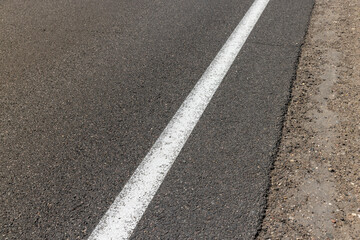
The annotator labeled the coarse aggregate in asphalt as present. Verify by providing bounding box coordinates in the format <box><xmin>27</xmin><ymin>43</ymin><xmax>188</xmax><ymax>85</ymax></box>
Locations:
<box><xmin>1</xmin><ymin>0</ymin><xmax>314</xmax><ymax>239</ymax></box>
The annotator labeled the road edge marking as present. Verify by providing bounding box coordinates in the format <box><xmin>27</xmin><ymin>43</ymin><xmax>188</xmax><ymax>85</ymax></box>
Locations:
<box><xmin>89</xmin><ymin>0</ymin><xmax>270</xmax><ymax>239</ymax></box>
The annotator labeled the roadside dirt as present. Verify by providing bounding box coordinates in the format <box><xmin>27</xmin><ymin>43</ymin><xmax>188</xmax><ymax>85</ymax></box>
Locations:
<box><xmin>258</xmin><ymin>0</ymin><xmax>360</xmax><ymax>239</ymax></box>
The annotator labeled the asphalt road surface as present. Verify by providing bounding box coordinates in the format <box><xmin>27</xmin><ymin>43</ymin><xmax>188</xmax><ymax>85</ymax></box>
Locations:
<box><xmin>1</xmin><ymin>0</ymin><xmax>314</xmax><ymax>239</ymax></box>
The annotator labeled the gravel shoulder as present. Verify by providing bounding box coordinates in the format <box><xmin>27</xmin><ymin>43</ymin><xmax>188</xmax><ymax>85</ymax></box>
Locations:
<box><xmin>258</xmin><ymin>0</ymin><xmax>360</xmax><ymax>239</ymax></box>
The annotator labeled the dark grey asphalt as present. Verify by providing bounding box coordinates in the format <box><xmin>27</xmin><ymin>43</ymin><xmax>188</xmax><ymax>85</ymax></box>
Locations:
<box><xmin>0</xmin><ymin>0</ymin><xmax>314</xmax><ymax>239</ymax></box>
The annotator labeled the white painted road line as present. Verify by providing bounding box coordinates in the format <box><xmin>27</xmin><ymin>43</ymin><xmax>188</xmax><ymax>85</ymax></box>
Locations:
<box><xmin>89</xmin><ymin>0</ymin><xmax>270</xmax><ymax>239</ymax></box>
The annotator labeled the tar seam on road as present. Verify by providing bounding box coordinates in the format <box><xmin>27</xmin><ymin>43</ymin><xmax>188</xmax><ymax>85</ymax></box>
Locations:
<box><xmin>88</xmin><ymin>0</ymin><xmax>270</xmax><ymax>239</ymax></box>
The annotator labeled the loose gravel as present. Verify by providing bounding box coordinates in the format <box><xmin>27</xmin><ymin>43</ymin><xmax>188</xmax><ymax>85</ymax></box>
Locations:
<box><xmin>258</xmin><ymin>0</ymin><xmax>360</xmax><ymax>239</ymax></box>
